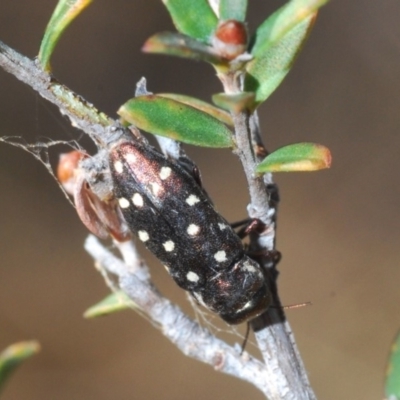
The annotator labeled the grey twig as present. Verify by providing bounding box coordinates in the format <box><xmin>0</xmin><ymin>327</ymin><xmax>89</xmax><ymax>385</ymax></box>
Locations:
<box><xmin>84</xmin><ymin>235</ymin><xmax>270</xmax><ymax>396</ymax></box>
<box><xmin>0</xmin><ymin>40</ymin><xmax>130</xmax><ymax>147</ymax></box>
<box><xmin>1</xmin><ymin>38</ymin><xmax>316</xmax><ymax>399</ymax></box>
<box><xmin>217</xmin><ymin>71</ymin><xmax>316</xmax><ymax>400</ymax></box>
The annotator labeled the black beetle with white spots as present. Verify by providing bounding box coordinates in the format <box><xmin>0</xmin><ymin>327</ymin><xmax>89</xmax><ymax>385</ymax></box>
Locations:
<box><xmin>109</xmin><ymin>139</ymin><xmax>271</xmax><ymax>324</ymax></box>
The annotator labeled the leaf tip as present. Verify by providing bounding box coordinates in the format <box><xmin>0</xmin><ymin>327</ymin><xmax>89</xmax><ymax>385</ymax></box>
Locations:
<box><xmin>256</xmin><ymin>142</ymin><xmax>332</xmax><ymax>174</ymax></box>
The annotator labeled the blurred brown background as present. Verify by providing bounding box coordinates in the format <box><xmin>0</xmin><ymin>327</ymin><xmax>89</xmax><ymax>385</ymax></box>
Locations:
<box><xmin>1</xmin><ymin>1</ymin><xmax>400</xmax><ymax>399</ymax></box>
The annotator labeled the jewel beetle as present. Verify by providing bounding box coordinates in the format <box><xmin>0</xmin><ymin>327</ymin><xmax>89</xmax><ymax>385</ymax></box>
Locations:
<box><xmin>109</xmin><ymin>139</ymin><xmax>271</xmax><ymax>324</ymax></box>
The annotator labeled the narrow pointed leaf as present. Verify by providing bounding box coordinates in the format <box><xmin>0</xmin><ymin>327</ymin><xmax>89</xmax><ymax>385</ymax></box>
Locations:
<box><xmin>245</xmin><ymin>14</ymin><xmax>315</xmax><ymax>107</ymax></box>
<box><xmin>158</xmin><ymin>93</ymin><xmax>233</xmax><ymax>126</ymax></box>
<box><xmin>0</xmin><ymin>341</ymin><xmax>40</xmax><ymax>393</ymax></box>
<box><xmin>142</xmin><ymin>32</ymin><xmax>224</xmax><ymax>64</ymax></box>
<box><xmin>162</xmin><ymin>0</ymin><xmax>218</xmax><ymax>42</ymax></box>
<box><xmin>385</xmin><ymin>331</ymin><xmax>400</xmax><ymax>399</ymax></box>
<box><xmin>256</xmin><ymin>143</ymin><xmax>331</xmax><ymax>173</ymax></box>
<box><xmin>84</xmin><ymin>291</ymin><xmax>135</xmax><ymax>318</ymax></box>
<box><xmin>250</xmin><ymin>0</ymin><xmax>327</xmax><ymax>56</ymax></box>
<box><xmin>212</xmin><ymin>92</ymin><xmax>255</xmax><ymax>113</ymax></box>
<box><xmin>38</xmin><ymin>0</ymin><xmax>93</xmax><ymax>71</ymax></box>
<box><xmin>118</xmin><ymin>95</ymin><xmax>233</xmax><ymax>148</ymax></box>
<box><xmin>219</xmin><ymin>0</ymin><xmax>248</xmax><ymax>22</ymax></box>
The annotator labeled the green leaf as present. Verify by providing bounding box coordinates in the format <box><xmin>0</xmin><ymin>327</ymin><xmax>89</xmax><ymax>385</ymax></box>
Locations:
<box><xmin>162</xmin><ymin>0</ymin><xmax>218</xmax><ymax>42</ymax></box>
<box><xmin>38</xmin><ymin>0</ymin><xmax>93</xmax><ymax>71</ymax></box>
<box><xmin>0</xmin><ymin>341</ymin><xmax>40</xmax><ymax>393</ymax></box>
<box><xmin>256</xmin><ymin>143</ymin><xmax>331</xmax><ymax>173</ymax></box>
<box><xmin>212</xmin><ymin>92</ymin><xmax>255</xmax><ymax>114</ymax></box>
<box><xmin>245</xmin><ymin>0</ymin><xmax>328</xmax><ymax>107</ymax></box>
<box><xmin>158</xmin><ymin>93</ymin><xmax>233</xmax><ymax>126</ymax></box>
<box><xmin>219</xmin><ymin>0</ymin><xmax>248</xmax><ymax>22</ymax></box>
<box><xmin>245</xmin><ymin>15</ymin><xmax>314</xmax><ymax>107</ymax></box>
<box><xmin>142</xmin><ymin>32</ymin><xmax>224</xmax><ymax>65</ymax></box>
<box><xmin>386</xmin><ymin>331</ymin><xmax>400</xmax><ymax>399</ymax></box>
<box><xmin>118</xmin><ymin>95</ymin><xmax>233</xmax><ymax>148</ymax></box>
<box><xmin>250</xmin><ymin>0</ymin><xmax>327</xmax><ymax>55</ymax></box>
<box><xmin>84</xmin><ymin>291</ymin><xmax>134</xmax><ymax>318</ymax></box>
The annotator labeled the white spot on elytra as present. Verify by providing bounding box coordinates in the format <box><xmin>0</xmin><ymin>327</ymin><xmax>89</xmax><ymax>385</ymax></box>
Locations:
<box><xmin>114</xmin><ymin>161</ymin><xmax>123</xmax><ymax>174</ymax></box>
<box><xmin>159</xmin><ymin>166</ymin><xmax>172</xmax><ymax>180</ymax></box>
<box><xmin>242</xmin><ymin>261</ymin><xmax>257</xmax><ymax>273</ymax></box>
<box><xmin>218</xmin><ymin>223</ymin><xmax>228</xmax><ymax>230</ymax></box>
<box><xmin>163</xmin><ymin>240</ymin><xmax>175</xmax><ymax>252</ymax></box>
<box><xmin>214</xmin><ymin>250</ymin><xmax>227</xmax><ymax>263</ymax></box>
<box><xmin>118</xmin><ymin>197</ymin><xmax>130</xmax><ymax>208</ymax></box>
<box><xmin>150</xmin><ymin>182</ymin><xmax>161</xmax><ymax>196</ymax></box>
<box><xmin>138</xmin><ymin>230</ymin><xmax>149</xmax><ymax>242</ymax></box>
<box><xmin>186</xmin><ymin>194</ymin><xmax>200</xmax><ymax>206</ymax></box>
<box><xmin>187</xmin><ymin>224</ymin><xmax>200</xmax><ymax>236</ymax></box>
<box><xmin>125</xmin><ymin>153</ymin><xmax>136</xmax><ymax>163</ymax></box>
<box><xmin>186</xmin><ymin>271</ymin><xmax>200</xmax><ymax>282</ymax></box>
<box><xmin>132</xmin><ymin>193</ymin><xmax>144</xmax><ymax>207</ymax></box>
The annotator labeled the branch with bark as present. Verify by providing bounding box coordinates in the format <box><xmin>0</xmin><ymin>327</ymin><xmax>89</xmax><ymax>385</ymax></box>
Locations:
<box><xmin>0</xmin><ymin>39</ymin><xmax>316</xmax><ymax>400</ymax></box>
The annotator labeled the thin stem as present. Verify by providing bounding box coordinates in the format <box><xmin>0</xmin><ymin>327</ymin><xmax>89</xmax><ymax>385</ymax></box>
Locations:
<box><xmin>0</xmin><ymin>40</ymin><xmax>128</xmax><ymax>147</ymax></box>
<box><xmin>1</xmin><ymin>39</ymin><xmax>316</xmax><ymax>400</ymax></box>
<box><xmin>85</xmin><ymin>235</ymin><xmax>271</xmax><ymax>396</ymax></box>
<box><xmin>219</xmin><ymin>70</ymin><xmax>317</xmax><ymax>400</ymax></box>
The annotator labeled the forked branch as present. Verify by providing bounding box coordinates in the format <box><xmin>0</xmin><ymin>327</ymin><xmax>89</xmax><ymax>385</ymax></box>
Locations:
<box><xmin>0</xmin><ymin>40</ymin><xmax>316</xmax><ymax>400</ymax></box>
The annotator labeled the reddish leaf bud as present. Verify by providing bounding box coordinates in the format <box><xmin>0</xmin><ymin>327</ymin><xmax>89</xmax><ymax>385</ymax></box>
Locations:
<box><xmin>73</xmin><ymin>171</ymin><xmax>131</xmax><ymax>242</ymax></box>
<box><xmin>212</xmin><ymin>20</ymin><xmax>248</xmax><ymax>60</ymax></box>
<box><xmin>57</xmin><ymin>150</ymin><xmax>87</xmax><ymax>195</ymax></box>
<box><xmin>58</xmin><ymin>150</ymin><xmax>130</xmax><ymax>242</ymax></box>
